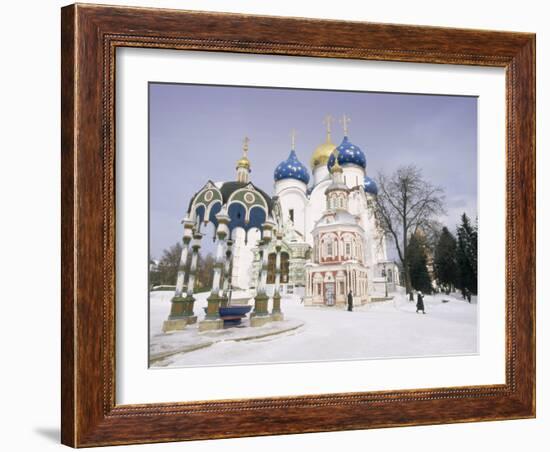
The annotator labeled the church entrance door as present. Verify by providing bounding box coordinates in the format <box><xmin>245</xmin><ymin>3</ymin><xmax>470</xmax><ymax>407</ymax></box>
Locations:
<box><xmin>324</xmin><ymin>283</ymin><xmax>335</xmax><ymax>306</ymax></box>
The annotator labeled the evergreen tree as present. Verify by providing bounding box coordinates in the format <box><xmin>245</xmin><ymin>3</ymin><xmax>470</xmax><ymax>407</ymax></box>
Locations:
<box><xmin>406</xmin><ymin>233</ymin><xmax>433</xmax><ymax>294</ymax></box>
<box><xmin>456</xmin><ymin>213</ymin><xmax>478</xmax><ymax>294</ymax></box>
<box><xmin>434</xmin><ymin>226</ymin><xmax>458</xmax><ymax>293</ymax></box>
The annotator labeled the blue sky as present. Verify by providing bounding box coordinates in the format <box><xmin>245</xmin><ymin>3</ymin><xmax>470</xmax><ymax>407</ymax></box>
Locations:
<box><xmin>149</xmin><ymin>83</ymin><xmax>477</xmax><ymax>259</ymax></box>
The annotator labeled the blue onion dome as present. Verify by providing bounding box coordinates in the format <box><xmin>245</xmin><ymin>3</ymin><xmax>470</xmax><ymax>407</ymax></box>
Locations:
<box><xmin>327</xmin><ymin>136</ymin><xmax>366</xmax><ymax>170</ymax></box>
<box><xmin>363</xmin><ymin>175</ymin><xmax>378</xmax><ymax>195</ymax></box>
<box><xmin>274</xmin><ymin>149</ymin><xmax>310</xmax><ymax>184</ymax></box>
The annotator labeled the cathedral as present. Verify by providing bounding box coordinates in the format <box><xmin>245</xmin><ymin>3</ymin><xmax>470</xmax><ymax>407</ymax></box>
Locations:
<box><xmin>264</xmin><ymin>115</ymin><xmax>399</xmax><ymax>306</ymax></box>
<box><xmin>167</xmin><ymin>115</ymin><xmax>400</xmax><ymax>332</ymax></box>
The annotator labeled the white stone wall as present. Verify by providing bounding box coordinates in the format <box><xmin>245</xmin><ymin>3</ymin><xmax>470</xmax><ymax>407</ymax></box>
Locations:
<box><xmin>342</xmin><ymin>165</ymin><xmax>365</xmax><ymax>189</ymax></box>
<box><xmin>312</xmin><ymin>165</ymin><xmax>329</xmax><ymax>186</ymax></box>
<box><xmin>305</xmin><ymin>178</ymin><xmax>331</xmax><ymax>245</ymax></box>
<box><xmin>230</xmin><ymin>227</ymin><xmax>260</xmax><ymax>290</ymax></box>
<box><xmin>274</xmin><ymin>179</ymin><xmax>307</xmax><ymax>238</ymax></box>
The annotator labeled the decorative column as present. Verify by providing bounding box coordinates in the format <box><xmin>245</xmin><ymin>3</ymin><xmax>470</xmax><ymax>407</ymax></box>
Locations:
<box><xmin>271</xmin><ymin>231</ymin><xmax>284</xmax><ymax>321</ymax></box>
<box><xmin>162</xmin><ymin>220</ymin><xmax>197</xmax><ymax>332</ymax></box>
<box><xmin>251</xmin><ymin>220</ymin><xmax>275</xmax><ymax>327</ymax></box>
<box><xmin>221</xmin><ymin>239</ymin><xmax>234</xmax><ymax>307</ymax></box>
<box><xmin>346</xmin><ymin>265</ymin><xmax>350</xmax><ymax>297</ymax></box>
<box><xmin>353</xmin><ymin>270</ymin><xmax>357</xmax><ymax>305</ymax></box>
<box><xmin>185</xmin><ymin>232</ymin><xmax>201</xmax><ymax>298</ymax></box>
<box><xmin>175</xmin><ymin>219</ymin><xmax>195</xmax><ymax>296</ymax></box>
<box><xmin>183</xmin><ymin>230</ymin><xmax>202</xmax><ymax>322</ymax></box>
<box><xmin>199</xmin><ymin>210</ymin><xmax>230</xmax><ymax>332</ymax></box>
<box><xmin>343</xmin><ymin>265</ymin><xmax>347</xmax><ymax>298</ymax></box>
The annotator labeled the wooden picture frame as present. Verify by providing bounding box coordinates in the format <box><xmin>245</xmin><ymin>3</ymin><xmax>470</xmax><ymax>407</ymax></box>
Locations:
<box><xmin>61</xmin><ymin>3</ymin><xmax>535</xmax><ymax>447</ymax></box>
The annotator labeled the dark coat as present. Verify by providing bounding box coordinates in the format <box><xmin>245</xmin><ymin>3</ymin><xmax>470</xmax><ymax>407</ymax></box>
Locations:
<box><xmin>416</xmin><ymin>293</ymin><xmax>425</xmax><ymax>311</ymax></box>
<box><xmin>347</xmin><ymin>292</ymin><xmax>353</xmax><ymax>311</ymax></box>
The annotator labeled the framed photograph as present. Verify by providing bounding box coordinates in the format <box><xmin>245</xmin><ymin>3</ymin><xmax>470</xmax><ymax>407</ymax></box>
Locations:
<box><xmin>61</xmin><ymin>4</ymin><xmax>535</xmax><ymax>447</ymax></box>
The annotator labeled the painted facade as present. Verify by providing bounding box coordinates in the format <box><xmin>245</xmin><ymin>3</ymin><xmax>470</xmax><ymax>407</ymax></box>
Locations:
<box><xmin>304</xmin><ymin>157</ymin><xmax>371</xmax><ymax>306</ymax></box>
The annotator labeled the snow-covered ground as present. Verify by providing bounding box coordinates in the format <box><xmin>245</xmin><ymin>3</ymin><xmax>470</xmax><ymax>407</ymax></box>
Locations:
<box><xmin>150</xmin><ymin>290</ymin><xmax>478</xmax><ymax>368</ymax></box>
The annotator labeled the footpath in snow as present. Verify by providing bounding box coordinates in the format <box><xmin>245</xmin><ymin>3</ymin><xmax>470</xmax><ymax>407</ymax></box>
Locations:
<box><xmin>149</xmin><ymin>290</ymin><xmax>478</xmax><ymax>368</ymax></box>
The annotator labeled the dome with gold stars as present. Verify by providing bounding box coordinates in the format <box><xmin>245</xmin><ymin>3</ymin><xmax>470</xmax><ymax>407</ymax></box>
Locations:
<box><xmin>363</xmin><ymin>175</ymin><xmax>378</xmax><ymax>195</ymax></box>
<box><xmin>274</xmin><ymin>149</ymin><xmax>310</xmax><ymax>184</ymax></box>
<box><xmin>274</xmin><ymin>130</ymin><xmax>310</xmax><ymax>185</ymax></box>
<box><xmin>327</xmin><ymin>135</ymin><xmax>367</xmax><ymax>170</ymax></box>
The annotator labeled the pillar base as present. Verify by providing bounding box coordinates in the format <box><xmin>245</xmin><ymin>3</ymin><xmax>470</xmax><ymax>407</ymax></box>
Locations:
<box><xmin>162</xmin><ymin>318</ymin><xmax>187</xmax><ymax>333</ymax></box>
<box><xmin>220</xmin><ymin>296</ymin><xmax>229</xmax><ymax>308</ymax></box>
<box><xmin>271</xmin><ymin>292</ymin><xmax>282</xmax><ymax>321</ymax></box>
<box><xmin>169</xmin><ymin>295</ymin><xmax>196</xmax><ymax>319</ymax></box>
<box><xmin>250</xmin><ymin>315</ymin><xmax>272</xmax><ymax>327</ymax></box>
<box><xmin>183</xmin><ymin>315</ymin><xmax>197</xmax><ymax>324</ymax></box>
<box><xmin>271</xmin><ymin>312</ymin><xmax>284</xmax><ymax>322</ymax></box>
<box><xmin>252</xmin><ymin>292</ymin><xmax>270</xmax><ymax>315</ymax></box>
<box><xmin>198</xmin><ymin>318</ymin><xmax>224</xmax><ymax>332</ymax></box>
<box><xmin>205</xmin><ymin>293</ymin><xmax>223</xmax><ymax>319</ymax></box>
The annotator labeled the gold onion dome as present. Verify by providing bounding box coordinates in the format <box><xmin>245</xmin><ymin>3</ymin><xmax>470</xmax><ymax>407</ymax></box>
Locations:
<box><xmin>311</xmin><ymin>115</ymin><xmax>336</xmax><ymax>169</ymax></box>
<box><xmin>236</xmin><ymin>156</ymin><xmax>250</xmax><ymax>170</ymax></box>
<box><xmin>311</xmin><ymin>141</ymin><xmax>336</xmax><ymax>168</ymax></box>
<box><xmin>236</xmin><ymin>136</ymin><xmax>251</xmax><ymax>171</ymax></box>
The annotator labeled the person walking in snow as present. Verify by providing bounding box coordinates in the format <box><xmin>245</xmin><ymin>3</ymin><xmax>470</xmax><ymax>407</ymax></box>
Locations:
<box><xmin>347</xmin><ymin>290</ymin><xmax>353</xmax><ymax>312</ymax></box>
<box><xmin>416</xmin><ymin>291</ymin><xmax>426</xmax><ymax>314</ymax></box>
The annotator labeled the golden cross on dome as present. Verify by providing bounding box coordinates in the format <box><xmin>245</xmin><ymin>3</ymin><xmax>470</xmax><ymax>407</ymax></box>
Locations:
<box><xmin>323</xmin><ymin>115</ymin><xmax>333</xmax><ymax>141</ymax></box>
<box><xmin>291</xmin><ymin>129</ymin><xmax>297</xmax><ymax>150</ymax></box>
<box><xmin>331</xmin><ymin>148</ymin><xmax>342</xmax><ymax>173</ymax></box>
<box><xmin>340</xmin><ymin>114</ymin><xmax>351</xmax><ymax>136</ymax></box>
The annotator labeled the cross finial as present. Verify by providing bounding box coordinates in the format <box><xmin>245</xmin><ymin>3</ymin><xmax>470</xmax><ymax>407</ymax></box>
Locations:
<box><xmin>323</xmin><ymin>115</ymin><xmax>333</xmax><ymax>141</ymax></box>
<box><xmin>291</xmin><ymin>129</ymin><xmax>297</xmax><ymax>150</ymax></box>
<box><xmin>242</xmin><ymin>136</ymin><xmax>250</xmax><ymax>156</ymax></box>
<box><xmin>330</xmin><ymin>148</ymin><xmax>342</xmax><ymax>173</ymax></box>
<box><xmin>340</xmin><ymin>114</ymin><xmax>351</xmax><ymax>136</ymax></box>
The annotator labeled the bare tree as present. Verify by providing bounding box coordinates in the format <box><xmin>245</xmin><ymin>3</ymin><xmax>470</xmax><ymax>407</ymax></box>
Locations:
<box><xmin>374</xmin><ymin>165</ymin><xmax>445</xmax><ymax>293</ymax></box>
<box><xmin>156</xmin><ymin>242</ymin><xmax>183</xmax><ymax>286</ymax></box>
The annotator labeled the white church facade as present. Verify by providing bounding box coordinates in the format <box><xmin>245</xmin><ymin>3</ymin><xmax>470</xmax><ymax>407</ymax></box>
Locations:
<box><xmin>232</xmin><ymin>115</ymin><xmax>400</xmax><ymax>303</ymax></box>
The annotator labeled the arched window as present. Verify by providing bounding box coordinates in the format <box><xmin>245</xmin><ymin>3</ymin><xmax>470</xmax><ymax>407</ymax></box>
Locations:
<box><xmin>326</xmin><ymin>240</ymin><xmax>333</xmax><ymax>257</ymax></box>
<box><xmin>345</xmin><ymin>242</ymin><xmax>351</xmax><ymax>258</ymax></box>
<box><xmin>266</xmin><ymin>252</ymin><xmax>290</xmax><ymax>284</ymax></box>
<box><xmin>281</xmin><ymin>252</ymin><xmax>290</xmax><ymax>283</ymax></box>
<box><xmin>266</xmin><ymin>253</ymin><xmax>277</xmax><ymax>284</ymax></box>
